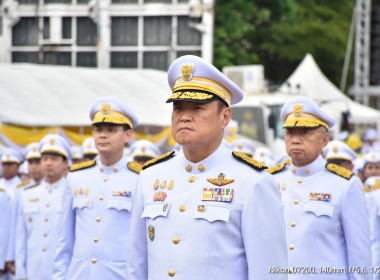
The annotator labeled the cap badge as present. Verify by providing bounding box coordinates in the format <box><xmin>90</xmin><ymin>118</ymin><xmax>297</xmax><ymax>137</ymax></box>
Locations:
<box><xmin>333</xmin><ymin>146</ymin><xmax>338</xmax><ymax>153</ymax></box>
<box><xmin>6</xmin><ymin>153</ymin><xmax>10</xmax><ymax>158</ymax></box>
<box><xmin>372</xmin><ymin>154</ymin><xmax>376</xmax><ymax>160</ymax></box>
<box><xmin>207</xmin><ymin>173</ymin><xmax>234</xmax><ymax>186</ymax></box>
<box><xmin>87</xmin><ymin>143</ymin><xmax>91</xmax><ymax>148</ymax></box>
<box><xmin>293</xmin><ymin>104</ymin><xmax>303</xmax><ymax>117</ymax></box>
<box><xmin>32</xmin><ymin>146</ymin><xmax>38</xmax><ymax>152</ymax></box>
<box><xmin>141</xmin><ymin>146</ymin><xmax>146</xmax><ymax>152</ymax></box>
<box><xmin>238</xmin><ymin>144</ymin><xmax>243</xmax><ymax>149</ymax></box>
<box><xmin>181</xmin><ymin>63</ymin><xmax>194</xmax><ymax>81</ymax></box>
<box><xmin>101</xmin><ymin>103</ymin><xmax>111</xmax><ymax>114</ymax></box>
<box><xmin>49</xmin><ymin>139</ymin><xmax>55</xmax><ymax>145</ymax></box>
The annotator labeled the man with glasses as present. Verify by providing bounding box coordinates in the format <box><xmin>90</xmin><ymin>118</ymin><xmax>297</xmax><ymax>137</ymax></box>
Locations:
<box><xmin>268</xmin><ymin>95</ymin><xmax>372</xmax><ymax>279</ymax></box>
<box><xmin>53</xmin><ymin>96</ymin><xmax>141</xmax><ymax>280</ymax></box>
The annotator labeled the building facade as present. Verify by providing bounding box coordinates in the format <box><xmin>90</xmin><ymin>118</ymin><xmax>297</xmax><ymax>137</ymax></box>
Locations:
<box><xmin>0</xmin><ymin>0</ymin><xmax>214</xmax><ymax>70</ymax></box>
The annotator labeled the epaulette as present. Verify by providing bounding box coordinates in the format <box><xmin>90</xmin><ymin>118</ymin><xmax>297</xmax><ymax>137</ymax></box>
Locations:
<box><xmin>266</xmin><ymin>163</ymin><xmax>287</xmax><ymax>175</ymax></box>
<box><xmin>364</xmin><ymin>179</ymin><xmax>380</xmax><ymax>193</ymax></box>
<box><xmin>0</xmin><ymin>188</ymin><xmax>4</xmax><ymax>192</ymax></box>
<box><xmin>325</xmin><ymin>163</ymin><xmax>354</xmax><ymax>180</ymax></box>
<box><xmin>24</xmin><ymin>182</ymin><xmax>40</xmax><ymax>191</ymax></box>
<box><xmin>17</xmin><ymin>179</ymin><xmax>31</xmax><ymax>188</ymax></box>
<box><xmin>70</xmin><ymin>160</ymin><xmax>96</xmax><ymax>172</ymax></box>
<box><xmin>142</xmin><ymin>151</ymin><xmax>175</xmax><ymax>170</ymax></box>
<box><xmin>363</xmin><ymin>184</ymin><xmax>371</xmax><ymax>193</ymax></box>
<box><xmin>232</xmin><ymin>151</ymin><xmax>267</xmax><ymax>171</ymax></box>
<box><xmin>128</xmin><ymin>161</ymin><xmax>142</xmax><ymax>174</ymax></box>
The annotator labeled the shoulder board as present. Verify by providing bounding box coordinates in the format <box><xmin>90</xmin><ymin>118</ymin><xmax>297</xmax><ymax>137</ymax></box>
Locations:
<box><xmin>142</xmin><ymin>151</ymin><xmax>175</xmax><ymax>170</ymax></box>
<box><xmin>0</xmin><ymin>188</ymin><xmax>4</xmax><ymax>192</ymax></box>
<box><xmin>17</xmin><ymin>179</ymin><xmax>31</xmax><ymax>188</ymax></box>
<box><xmin>325</xmin><ymin>163</ymin><xmax>354</xmax><ymax>180</ymax></box>
<box><xmin>266</xmin><ymin>163</ymin><xmax>287</xmax><ymax>175</ymax></box>
<box><xmin>363</xmin><ymin>184</ymin><xmax>371</xmax><ymax>193</ymax></box>
<box><xmin>232</xmin><ymin>151</ymin><xmax>267</xmax><ymax>171</ymax></box>
<box><xmin>128</xmin><ymin>161</ymin><xmax>142</xmax><ymax>174</ymax></box>
<box><xmin>70</xmin><ymin>160</ymin><xmax>96</xmax><ymax>172</ymax></box>
<box><xmin>24</xmin><ymin>182</ymin><xmax>40</xmax><ymax>191</ymax></box>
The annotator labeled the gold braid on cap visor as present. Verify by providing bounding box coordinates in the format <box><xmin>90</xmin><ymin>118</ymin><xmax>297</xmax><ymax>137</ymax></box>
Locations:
<box><xmin>284</xmin><ymin>113</ymin><xmax>328</xmax><ymax>129</ymax></box>
<box><xmin>171</xmin><ymin>77</ymin><xmax>232</xmax><ymax>105</ymax></box>
<box><xmin>92</xmin><ymin>110</ymin><xmax>133</xmax><ymax>128</ymax></box>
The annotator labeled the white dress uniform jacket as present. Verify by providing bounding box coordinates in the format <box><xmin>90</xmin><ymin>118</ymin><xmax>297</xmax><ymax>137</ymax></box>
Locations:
<box><xmin>15</xmin><ymin>177</ymin><xmax>67</xmax><ymax>280</ymax></box>
<box><xmin>364</xmin><ymin>176</ymin><xmax>380</xmax><ymax>280</ymax></box>
<box><xmin>127</xmin><ymin>142</ymin><xmax>288</xmax><ymax>280</ymax></box>
<box><xmin>0</xmin><ymin>189</ymin><xmax>11</xmax><ymax>271</ymax></box>
<box><xmin>270</xmin><ymin>155</ymin><xmax>372</xmax><ymax>280</ymax></box>
<box><xmin>53</xmin><ymin>156</ymin><xmax>139</xmax><ymax>280</ymax></box>
<box><xmin>0</xmin><ymin>176</ymin><xmax>22</xmax><ymax>280</ymax></box>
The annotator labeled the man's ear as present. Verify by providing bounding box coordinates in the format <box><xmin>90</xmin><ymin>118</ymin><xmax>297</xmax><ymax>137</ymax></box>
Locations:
<box><xmin>221</xmin><ymin>107</ymin><xmax>232</xmax><ymax>130</ymax></box>
<box><xmin>124</xmin><ymin>129</ymin><xmax>133</xmax><ymax>144</ymax></box>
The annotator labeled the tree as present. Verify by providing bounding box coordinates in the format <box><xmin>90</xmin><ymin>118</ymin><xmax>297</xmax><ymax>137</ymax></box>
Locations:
<box><xmin>213</xmin><ymin>0</ymin><xmax>355</xmax><ymax>88</ymax></box>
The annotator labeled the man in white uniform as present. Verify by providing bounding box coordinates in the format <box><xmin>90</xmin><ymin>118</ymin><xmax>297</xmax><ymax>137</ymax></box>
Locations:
<box><xmin>16</xmin><ymin>134</ymin><xmax>71</xmax><ymax>280</ymax></box>
<box><xmin>53</xmin><ymin>96</ymin><xmax>141</xmax><ymax>280</ymax></box>
<box><xmin>127</xmin><ymin>55</ymin><xmax>288</xmax><ymax>280</ymax></box>
<box><xmin>268</xmin><ymin>95</ymin><xmax>372</xmax><ymax>280</ymax></box>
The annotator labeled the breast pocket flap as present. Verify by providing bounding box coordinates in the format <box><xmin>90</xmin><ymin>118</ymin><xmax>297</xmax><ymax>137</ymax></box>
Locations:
<box><xmin>141</xmin><ymin>203</ymin><xmax>171</xmax><ymax>219</ymax></box>
<box><xmin>304</xmin><ymin>203</ymin><xmax>334</xmax><ymax>217</ymax></box>
<box><xmin>24</xmin><ymin>204</ymin><xmax>39</xmax><ymax>214</ymax></box>
<box><xmin>72</xmin><ymin>198</ymin><xmax>93</xmax><ymax>210</ymax></box>
<box><xmin>194</xmin><ymin>204</ymin><xmax>231</xmax><ymax>223</ymax></box>
<box><xmin>107</xmin><ymin>199</ymin><xmax>132</xmax><ymax>212</ymax></box>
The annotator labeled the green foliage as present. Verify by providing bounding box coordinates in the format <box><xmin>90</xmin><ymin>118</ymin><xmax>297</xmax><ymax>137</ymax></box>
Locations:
<box><xmin>214</xmin><ymin>0</ymin><xmax>355</xmax><ymax>87</ymax></box>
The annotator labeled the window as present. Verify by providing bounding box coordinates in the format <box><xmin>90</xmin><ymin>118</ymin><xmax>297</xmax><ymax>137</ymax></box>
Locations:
<box><xmin>44</xmin><ymin>0</ymin><xmax>71</xmax><ymax>3</ymax></box>
<box><xmin>77</xmin><ymin>52</ymin><xmax>97</xmax><ymax>67</ymax></box>
<box><xmin>144</xmin><ymin>17</ymin><xmax>171</xmax><ymax>46</ymax></box>
<box><xmin>62</xmin><ymin>17</ymin><xmax>72</xmax><ymax>39</ymax></box>
<box><xmin>12</xmin><ymin>52</ymin><xmax>39</xmax><ymax>63</ymax></box>
<box><xmin>143</xmin><ymin>52</ymin><xmax>168</xmax><ymax>70</ymax></box>
<box><xmin>111</xmin><ymin>17</ymin><xmax>138</xmax><ymax>46</ymax></box>
<box><xmin>12</xmin><ymin>17</ymin><xmax>39</xmax><ymax>46</ymax></box>
<box><xmin>43</xmin><ymin>52</ymin><xmax>71</xmax><ymax>65</ymax></box>
<box><xmin>77</xmin><ymin>17</ymin><xmax>97</xmax><ymax>46</ymax></box>
<box><xmin>111</xmin><ymin>52</ymin><xmax>138</xmax><ymax>68</ymax></box>
<box><xmin>177</xmin><ymin>16</ymin><xmax>201</xmax><ymax>46</ymax></box>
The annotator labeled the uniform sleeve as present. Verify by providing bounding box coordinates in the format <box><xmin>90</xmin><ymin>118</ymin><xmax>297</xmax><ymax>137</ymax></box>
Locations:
<box><xmin>341</xmin><ymin>177</ymin><xmax>372</xmax><ymax>280</ymax></box>
<box><xmin>6</xmin><ymin>187</ymin><xmax>21</xmax><ymax>262</ymax></box>
<box><xmin>368</xmin><ymin>191</ymin><xmax>380</xmax><ymax>280</ymax></box>
<box><xmin>15</xmin><ymin>193</ymin><xmax>27</xmax><ymax>279</ymax></box>
<box><xmin>241</xmin><ymin>173</ymin><xmax>288</xmax><ymax>280</ymax></box>
<box><xmin>52</xmin><ymin>178</ymin><xmax>75</xmax><ymax>280</ymax></box>
<box><xmin>0</xmin><ymin>192</ymin><xmax>11</xmax><ymax>270</ymax></box>
<box><xmin>126</xmin><ymin>175</ymin><xmax>148</xmax><ymax>280</ymax></box>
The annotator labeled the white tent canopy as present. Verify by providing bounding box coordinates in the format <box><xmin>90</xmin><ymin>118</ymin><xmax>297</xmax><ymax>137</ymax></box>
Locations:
<box><xmin>278</xmin><ymin>54</ymin><xmax>380</xmax><ymax>127</ymax></box>
<box><xmin>0</xmin><ymin>63</ymin><xmax>173</xmax><ymax>127</ymax></box>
